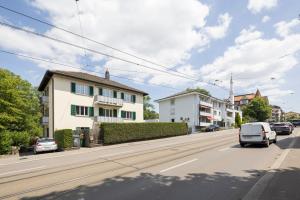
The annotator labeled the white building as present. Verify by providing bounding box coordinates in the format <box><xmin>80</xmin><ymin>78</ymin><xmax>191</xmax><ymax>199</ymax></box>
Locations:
<box><xmin>38</xmin><ymin>70</ymin><xmax>147</xmax><ymax>140</ymax></box>
<box><xmin>156</xmin><ymin>90</ymin><xmax>242</xmax><ymax>132</ymax></box>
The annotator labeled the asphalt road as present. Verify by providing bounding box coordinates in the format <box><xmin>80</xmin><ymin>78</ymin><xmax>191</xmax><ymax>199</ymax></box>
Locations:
<box><xmin>0</xmin><ymin>128</ymin><xmax>298</xmax><ymax>200</ymax></box>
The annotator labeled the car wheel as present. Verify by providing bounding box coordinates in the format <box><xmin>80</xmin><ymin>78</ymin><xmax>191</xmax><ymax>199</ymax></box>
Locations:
<box><xmin>265</xmin><ymin>139</ymin><xmax>270</xmax><ymax>147</ymax></box>
<box><xmin>240</xmin><ymin>142</ymin><xmax>245</xmax><ymax>147</ymax></box>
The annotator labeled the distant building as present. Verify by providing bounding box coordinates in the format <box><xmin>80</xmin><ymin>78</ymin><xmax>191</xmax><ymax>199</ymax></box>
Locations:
<box><xmin>270</xmin><ymin>105</ymin><xmax>284</xmax><ymax>122</ymax></box>
<box><xmin>155</xmin><ymin>90</ymin><xmax>242</xmax><ymax>132</ymax></box>
<box><xmin>234</xmin><ymin>89</ymin><xmax>269</xmax><ymax>107</ymax></box>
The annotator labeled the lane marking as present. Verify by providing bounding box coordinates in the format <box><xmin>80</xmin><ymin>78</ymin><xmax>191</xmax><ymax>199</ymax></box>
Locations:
<box><xmin>159</xmin><ymin>158</ymin><xmax>198</xmax><ymax>173</ymax></box>
<box><xmin>0</xmin><ymin>166</ymin><xmax>46</xmax><ymax>176</ymax></box>
<box><xmin>242</xmin><ymin>132</ymin><xmax>298</xmax><ymax>200</ymax></box>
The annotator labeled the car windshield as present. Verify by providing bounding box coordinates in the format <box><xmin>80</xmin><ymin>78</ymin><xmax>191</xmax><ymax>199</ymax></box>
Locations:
<box><xmin>38</xmin><ymin>138</ymin><xmax>54</xmax><ymax>143</ymax></box>
<box><xmin>273</xmin><ymin>123</ymin><xmax>286</xmax><ymax>126</ymax></box>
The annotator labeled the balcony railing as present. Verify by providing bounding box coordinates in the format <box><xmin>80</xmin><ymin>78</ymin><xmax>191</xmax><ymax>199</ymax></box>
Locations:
<box><xmin>41</xmin><ymin>116</ymin><xmax>49</xmax><ymax>125</ymax></box>
<box><xmin>40</xmin><ymin>96</ymin><xmax>49</xmax><ymax>104</ymax></box>
<box><xmin>199</xmin><ymin>122</ymin><xmax>211</xmax><ymax>127</ymax></box>
<box><xmin>200</xmin><ymin>101</ymin><xmax>213</xmax><ymax>107</ymax></box>
<box><xmin>199</xmin><ymin>111</ymin><xmax>212</xmax><ymax>117</ymax></box>
<box><xmin>94</xmin><ymin>116</ymin><xmax>123</xmax><ymax>123</ymax></box>
<box><xmin>94</xmin><ymin>95</ymin><xmax>123</xmax><ymax>107</ymax></box>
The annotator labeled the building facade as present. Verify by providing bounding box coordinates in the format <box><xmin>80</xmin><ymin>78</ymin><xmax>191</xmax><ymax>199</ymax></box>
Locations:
<box><xmin>38</xmin><ymin>70</ymin><xmax>147</xmax><ymax>139</ymax></box>
<box><xmin>234</xmin><ymin>89</ymin><xmax>269</xmax><ymax>107</ymax></box>
<box><xmin>270</xmin><ymin>105</ymin><xmax>284</xmax><ymax>122</ymax></box>
<box><xmin>156</xmin><ymin>91</ymin><xmax>242</xmax><ymax>132</ymax></box>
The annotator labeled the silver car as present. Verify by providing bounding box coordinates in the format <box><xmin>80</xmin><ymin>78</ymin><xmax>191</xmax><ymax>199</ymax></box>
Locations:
<box><xmin>34</xmin><ymin>138</ymin><xmax>58</xmax><ymax>154</ymax></box>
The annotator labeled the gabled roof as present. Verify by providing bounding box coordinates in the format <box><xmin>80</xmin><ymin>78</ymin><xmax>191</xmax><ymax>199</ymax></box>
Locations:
<box><xmin>38</xmin><ymin>70</ymin><xmax>148</xmax><ymax>95</ymax></box>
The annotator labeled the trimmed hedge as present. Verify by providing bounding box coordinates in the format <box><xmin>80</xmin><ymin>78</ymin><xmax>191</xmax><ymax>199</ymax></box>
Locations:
<box><xmin>101</xmin><ymin>122</ymin><xmax>188</xmax><ymax>145</ymax></box>
<box><xmin>54</xmin><ymin>129</ymin><xmax>73</xmax><ymax>150</ymax></box>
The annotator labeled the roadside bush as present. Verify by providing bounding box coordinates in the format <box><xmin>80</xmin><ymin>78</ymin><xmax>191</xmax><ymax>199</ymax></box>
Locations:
<box><xmin>54</xmin><ymin>129</ymin><xmax>73</xmax><ymax>150</ymax></box>
<box><xmin>0</xmin><ymin>131</ymin><xmax>12</xmax><ymax>155</ymax></box>
<box><xmin>101</xmin><ymin>122</ymin><xmax>188</xmax><ymax>145</ymax></box>
<box><xmin>11</xmin><ymin>131</ymin><xmax>30</xmax><ymax>147</ymax></box>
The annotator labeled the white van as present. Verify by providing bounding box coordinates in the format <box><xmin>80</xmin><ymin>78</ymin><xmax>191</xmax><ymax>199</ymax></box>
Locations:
<box><xmin>239</xmin><ymin>122</ymin><xmax>277</xmax><ymax>147</ymax></box>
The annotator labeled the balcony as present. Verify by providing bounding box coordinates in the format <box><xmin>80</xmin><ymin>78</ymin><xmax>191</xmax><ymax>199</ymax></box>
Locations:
<box><xmin>40</xmin><ymin>96</ymin><xmax>49</xmax><ymax>104</ymax></box>
<box><xmin>200</xmin><ymin>101</ymin><xmax>213</xmax><ymax>107</ymax></box>
<box><xmin>94</xmin><ymin>95</ymin><xmax>123</xmax><ymax>107</ymax></box>
<box><xmin>94</xmin><ymin>116</ymin><xmax>123</xmax><ymax>123</ymax></box>
<box><xmin>41</xmin><ymin>116</ymin><xmax>49</xmax><ymax>125</ymax></box>
<box><xmin>200</xmin><ymin>111</ymin><xmax>212</xmax><ymax>117</ymax></box>
<box><xmin>199</xmin><ymin>122</ymin><xmax>211</xmax><ymax>127</ymax></box>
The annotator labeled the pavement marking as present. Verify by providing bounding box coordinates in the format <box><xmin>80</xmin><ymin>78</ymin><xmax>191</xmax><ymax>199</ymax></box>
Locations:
<box><xmin>0</xmin><ymin>166</ymin><xmax>46</xmax><ymax>176</ymax></box>
<box><xmin>218</xmin><ymin>147</ymin><xmax>230</xmax><ymax>152</ymax></box>
<box><xmin>159</xmin><ymin>158</ymin><xmax>198</xmax><ymax>173</ymax></box>
<box><xmin>242</xmin><ymin>133</ymin><xmax>298</xmax><ymax>200</ymax></box>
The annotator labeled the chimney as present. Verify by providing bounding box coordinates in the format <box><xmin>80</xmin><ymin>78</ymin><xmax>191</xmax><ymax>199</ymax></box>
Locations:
<box><xmin>105</xmin><ymin>68</ymin><xmax>110</xmax><ymax>80</ymax></box>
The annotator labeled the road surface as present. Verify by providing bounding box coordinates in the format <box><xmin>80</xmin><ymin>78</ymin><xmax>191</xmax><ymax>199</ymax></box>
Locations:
<box><xmin>0</xmin><ymin>128</ymin><xmax>299</xmax><ymax>200</ymax></box>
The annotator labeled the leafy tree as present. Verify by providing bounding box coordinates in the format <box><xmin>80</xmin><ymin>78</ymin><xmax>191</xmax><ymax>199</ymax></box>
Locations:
<box><xmin>143</xmin><ymin>96</ymin><xmax>159</xmax><ymax>120</ymax></box>
<box><xmin>186</xmin><ymin>87</ymin><xmax>211</xmax><ymax>96</ymax></box>
<box><xmin>235</xmin><ymin>112</ymin><xmax>242</xmax><ymax>128</ymax></box>
<box><xmin>242</xmin><ymin>97</ymin><xmax>272</xmax><ymax>122</ymax></box>
<box><xmin>0</xmin><ymin>68</ymin><xmax>42</xmax><ymax>137</ymax></box>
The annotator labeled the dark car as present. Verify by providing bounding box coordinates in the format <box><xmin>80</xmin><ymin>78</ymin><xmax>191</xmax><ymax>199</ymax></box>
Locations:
<box><xmin>271</xmin><ymin>123</ymin><xmax>292</xmax><ymax>135</ymax></box>
<box><xmin>291</xmin><ymin>120</ymin><xmax>300</xmax><ymax>127</ymax></box>
<box><xmin>205</xmin><ymin>124</ymin><xmax>220</xmax><ymax>132</ymax></box>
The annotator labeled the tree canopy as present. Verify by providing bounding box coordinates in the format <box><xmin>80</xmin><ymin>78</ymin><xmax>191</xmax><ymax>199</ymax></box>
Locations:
<box><xmin>242</xmin><ymin>97</ymin><xmax>272</xmax><ymax>122</ymax></box>
<box><xmin>0</xmin><ymin>68</ymin><xmax>41</xmax><ymax>136</ymax></box>
<box><xmin>143</xmin><ymin>96</ymin><xmax>159</xmax><ymax>120</ymax></box>
<box><xmin>186</xmin><ymin>87</ymin><xmax>210</xmax><ymax>96</ymax></box>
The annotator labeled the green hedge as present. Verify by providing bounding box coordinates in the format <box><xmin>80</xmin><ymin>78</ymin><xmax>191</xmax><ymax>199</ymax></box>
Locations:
<box><xmin>54</xmin><ymin>129</ymin><xmax>73</xmax><ymax>150</ymax></box>
<box><xmin>0</xmin><ymin>131</ymin><xmax>12</xmax><ymax>155</ymax></box>
<box><xmin>101</xmin><ymin>122</ymin><xmax>188</xmax><ymax>145</ymax></box>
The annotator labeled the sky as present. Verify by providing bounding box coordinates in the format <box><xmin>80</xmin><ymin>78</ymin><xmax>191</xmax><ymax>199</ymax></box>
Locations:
<box><xmin>0</xmin><ymin>0</ymin><xmax>299</xmax><ymax>112</ymax></box>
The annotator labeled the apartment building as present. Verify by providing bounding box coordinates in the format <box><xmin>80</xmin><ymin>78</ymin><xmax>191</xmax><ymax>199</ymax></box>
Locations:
<box><xmin>234</xmin><ymin>89</ymin><xmax>269</xmax><ymax>107</ymax></box>
<box><xmin>270</xmin><ymin>105</ymin><xmax>284</xmax><ymax>122</ymax></box>
<box><xmin>156</xmin><ymin>90</ymin><xmax>242</xmax><ymax>132</ymax></box>
<box><xmin>38</xmin><ymin>70</ymin><xmax>147</xmax><ymax>139</ymax></box>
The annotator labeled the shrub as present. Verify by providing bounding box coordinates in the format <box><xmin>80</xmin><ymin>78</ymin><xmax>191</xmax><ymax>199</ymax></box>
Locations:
<box><xmin>0</xmin><ymin>131</ymin><xmax>12</xmax><ymax>155</ymax></box>
<box><xmin>54</xmin><ymin>129</ymin><xmax>73</xmax><ymax>150</ymax></box>
<box><xmin>11</xmin><ymin>131</ymin><xmax>30</xmax><ymax>147</ymax></box>
<box><xmin>101</xmin><ymin>122</ymin><xmax>188</xmax><ymax>145</ymax></box>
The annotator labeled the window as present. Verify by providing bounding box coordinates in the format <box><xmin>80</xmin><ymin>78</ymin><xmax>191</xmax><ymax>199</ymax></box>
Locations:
<box><xmin>71</xmin><ymin>105</ymin><xmax>93</xmax><ymax>117</ymax></box>
<box><xmin>121</xmin><ymin>110</ymin><xmax>136</xmax><ymax>120</ymax></box>
<box><xmin>103</xmin><ymin>88</ymin><xmax>113</xmax><ymax>98</ymax></box>
<box><xmin>99</xmin><ymin>108</ymin><xmax>118</xmax><ymax>117</ymax></box>
<box><xmin>124</xmin><ymin>93</ymin><xmax>131</xmax><ymax>102</ymax></box>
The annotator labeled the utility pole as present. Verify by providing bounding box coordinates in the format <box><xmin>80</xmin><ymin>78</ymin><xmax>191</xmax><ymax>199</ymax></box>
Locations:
<box><xmin>229</xmin><ymin>73</ymin><xmax>234</xmax><ymax>109</ymax></box>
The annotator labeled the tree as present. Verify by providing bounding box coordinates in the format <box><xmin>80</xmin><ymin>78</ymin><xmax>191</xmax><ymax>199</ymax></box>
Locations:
<box><xmin>242</xmin><ymin>97</ymin><xmax>272</xmax><ymax>122</ymax></box>
<box><xmin>0</xmin><ymin>68</ymin><xmax>42</xmax><ymax>137</ymax></box>
<box><xmin>186</xmin><ymin>87</ymin><xmax>210</xmax><ymax>96</ymax></box>
<box><xmin>235</xmin><ymin>112</ymin><xmax>242</xmax><ymax>128</ymax></box>
<box><xmin>143</xmin><ymin>96</ymin><xmax>159</xmax><ymax>120</ymax></box>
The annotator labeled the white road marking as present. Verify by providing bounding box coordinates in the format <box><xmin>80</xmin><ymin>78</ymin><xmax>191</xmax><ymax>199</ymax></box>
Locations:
<box><xmin>242</xmin><ymin>133</ymin><xmax>298</xmax><ymax>200</ymax></box>
<box><xmin>159</xmin><ymin>159</ymin><xmax>198</xmax><ymax>173</ymax></box>
<box><xmin>218</xmin><ymin>147</ymin><xmax>230</xmax><ymax>152</ymax></box>
<box><xmin>0</xmin><ymin>165</ymin><xmax>46</xmax><ymax>176</ymax></box>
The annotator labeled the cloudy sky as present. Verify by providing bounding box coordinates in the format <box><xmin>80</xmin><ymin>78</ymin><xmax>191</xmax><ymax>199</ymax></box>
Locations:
<box><xmin>0</xmin><ymin>0</ymin><xmax>299</xmax><ymax>112</ymax></box>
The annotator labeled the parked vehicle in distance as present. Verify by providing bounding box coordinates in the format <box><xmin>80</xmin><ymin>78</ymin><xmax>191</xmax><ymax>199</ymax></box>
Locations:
<box><xmin>271</xmin><ymin>123</ymin><xmax>292</xmax><ymax>135</ymax></box>
<box><xmin>286</xmin><ymin>122</ymin><xmax>294</xmax><ymax>132</ymax></box>
<box><xmin>291</xmin><ymin>120</ymin><xmax>300</xmax><ymax>127</ymax></box>
<box><xmin>205</xmin><ymin>124</ymin><xmax>220</xmax><ymax>132</ymax></box>
<box><xmin>34</xmin><ymin>138</ymin><xmax>58</xmax><ymax>154</ymax></box>
<box><xmin>239</xmin><ymin>122</ymin><xmax>277</xmax><ymax>147</ymax></box>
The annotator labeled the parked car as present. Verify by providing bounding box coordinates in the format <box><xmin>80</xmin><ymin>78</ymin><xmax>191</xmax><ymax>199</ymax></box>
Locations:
<box><xmin>291</xmin><ymin>120</ymin><xmax>300</xmax><ymax>127</ymax></box>
<box><xmin>34</xmin><ymin>138</ymin><xmax>58</xmax><ymax>154</ymax></box>
<box><xmin>239</xmin><ymin>122</ymin><xmax>277</xmax><ymax>147</ymax></box>
<box><xmin>286</xmin><ymin>122</ymin><xmax>294</xmax><ymax>132</ymax></box>
<box><xmin>205</xmin><ymin>124</ymin><xmax>220</xmax><ymax>132</ymax></box>
<box><xmin>271</xmin><ymin>122</ymin><xmax>292</xmax><ymax>135</ymax></box>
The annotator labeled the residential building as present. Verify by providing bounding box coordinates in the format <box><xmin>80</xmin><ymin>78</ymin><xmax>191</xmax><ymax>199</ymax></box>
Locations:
<box><xmin>155</xmin><ymin>90</ymin><xmax>242</xmax><ymax>132</ymax></box>
<box><xmin>234</xmin><ymin>89</ymin><xmax>269</xmax><ymax>107</ymax></box>
<box><xmin>38</xmin><ymin>70</ymin><xmax>147</xmax><ymax>140</ymax></box>
<box><xmin>270</xmin><ymin>105</ymin><xmax>284</xmax><ymax>122</ymax></box>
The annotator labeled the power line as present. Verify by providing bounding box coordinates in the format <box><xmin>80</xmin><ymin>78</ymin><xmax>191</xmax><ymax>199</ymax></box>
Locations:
<box><xmin>0</xmin><ymin>49</ymin><xmax>180</xmax><ymax>91</ymax></box>
<box><xmin>0</xmin><ymin>21</ymin><xmax>229</xmax><ymax>91</ymax></box>
<box><xmin>0</xmin><ymin>4</ymin><xmax>197</xmax><ymax>80</ymax></box>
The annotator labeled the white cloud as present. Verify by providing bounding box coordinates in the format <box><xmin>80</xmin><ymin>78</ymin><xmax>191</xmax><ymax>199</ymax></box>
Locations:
<box><xmin>275</xmin><ymin>19</ymin><xmax>300</xmax><ymax>37</ymax></box>
<box><xmin>247</xmin><ymin>0</ymin><xmax>278</xmax><ymax>14</ymax></box>
<box><xmin>199</xmin><ymin>24</ymin><xmax>300</xmax><ymax>103</ymax></box>
<box><xmin>205</xmin><ymin>13</ymin><xmax>232</xmax><ymax>39</ymax></box>
<box><xmin>262</xmin><ymin>15</ymin><xmax>271</xmax><ymax>23</ymax></box>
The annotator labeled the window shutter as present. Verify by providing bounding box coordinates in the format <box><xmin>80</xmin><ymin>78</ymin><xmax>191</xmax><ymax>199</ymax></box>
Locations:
<box><xmin>99</xmin><ymin>88</ymin><xmax>103</xmax><ymax>96</ymax></box>
<box><xmin>121</xmin><ymin>92</ymin><xmax>124</xmax><ymax>100</ymax></box>
<box><xmin>99</xmin><ymin>107</ymin><xmax>104</xmax><ymax>116</ymax></box>
<box><xmin>89</xmin><ymin>107</ymin><xmax>94</xmax><ymax>117</ymax></box>
<box><xmin>71</xmin><ymin>105</ymin><xmax>76</xmax><ymax>116</ymax></box>
<box><xmin>71</xmin><ymin>82</ymin><xmax>76</xmax><ymax>93</ymax></box>
<box><xmin>113</xmin><ymin>90</ymin><xmax>117</xmax><ymax>98</ymax></box>
<box><xmin>113</xmin><ymin>109</ymin><xmax>117</xmax><ymax>117</ymax></box>
<box><xmin>133</xmin><ymin>112</ymin><xmax>136</xmax><ymax>120</ymax></box>
<box><xmin>132</xmin><ymin>95</ymin><xmax>136</xmax><ymax>103</ymax></box>
<box><xmin>89</xmin><ymin>86</ymin><xmax>94</xmax><ymax>96</ymax></box>
<box><xmin>121</xmin><ymin>111</ymin><xmax>125</xmax><ymax>118</ymax></box>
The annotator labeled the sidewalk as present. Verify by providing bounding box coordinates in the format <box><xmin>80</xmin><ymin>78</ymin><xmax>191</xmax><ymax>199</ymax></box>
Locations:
<box><xmin>259</xmin><ymin>135</ymin><xmax>300</xmax><ymax>200</ymax></box>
